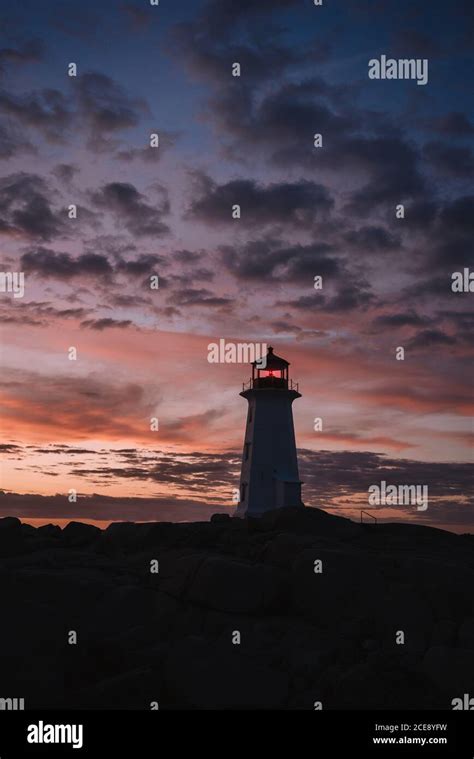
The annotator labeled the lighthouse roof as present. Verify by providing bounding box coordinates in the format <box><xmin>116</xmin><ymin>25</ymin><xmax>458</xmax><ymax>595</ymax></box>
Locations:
<box><xmin>252</xmin><ymin>345</ymin><xmax>289</xmax><ymax>368</ymax></box>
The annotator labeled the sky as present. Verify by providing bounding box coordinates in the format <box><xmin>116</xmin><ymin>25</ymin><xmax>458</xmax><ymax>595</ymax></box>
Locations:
<box><xmin>0</xmin><ymin>0</ymin><xmax>472</xmax><ymax>532</ymax></box>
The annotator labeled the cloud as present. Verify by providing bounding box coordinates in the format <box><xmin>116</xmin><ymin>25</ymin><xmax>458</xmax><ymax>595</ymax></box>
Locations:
<box><xmin>287</xmin><ymin>284</ymin><xmax>374</xmax><ymax>314</ymax></box>
<box><xmin>373</xmin><ymin>312</ymin><xmax>430</xmax><ymax>329</ymax></box>
<box><xmin>0</xmin><ymin>87</ymin><xmax>72</xmax><ymax>143</ymax></box>
<box><xmin>0</xmin><ymin>368</ymin><xmax>154</xmax><ymax>441</ymax></box>
<box><xmin>423</xmin><ymin>141</ymin><xmax>474</xmax><ymax>178</ymax></box>
<box><xmin>80</xmin><ymin>318</ymin><xmax>133</xmax><ymax>331</ymax></box>
<box><xmin>0</xmin><ymin>491</ymin><xmax>225</xmax><ymax>523</ymax></box>
<box><xmin>187</xmin><ymin>173</ymin><xmax>334</xmax><ymax>228</ymax></box>
<box><xmin>298</xmin><ymin>449</ymin><xmax>473</xmax><ymax>531</ymax></box>
<box><xmin>21</xmin><ymin>247</ymin><xmax>113</xmax><ymax>280</ymax></box>
<box><xmin>116</xmin><ymin>253</ymin><xmax>162</xmax><ymax>277</ymax></box>
<box><xmin>407</xmin><ymin>328</ymin><xmax>457</xmax><ymax>350</ymax></box>
<box><xmin>432</xmin><ymin>112</ymin><xmax>474</xmax><ymax>136</ymax></box>
<box><xmin>1</xmin><ymin>447</ymin><xmax>471</xmax><ymax>531</ymax></box>
<box><xmin>0</xmin><ymin>300</ymin><xmax>90</xmax><ymax>326</ymax></box>
<box><xmin>89</xmin><ymin>182</ymin><xmax>170</xmax><ymax>237</ymax></box>
<box><xmin>0</xmin><ymin>121</ymin><xmax>35</xmax><ymax>159</ymax></box>
<box><xmin>52</xmin><ymin>163</ymin><xmax>80</xmax><ymax>184</ymax></box>
<box><xmin>0</xmin><ymin>39</ymin><xmax>44</xmax><ymax>74</ymax></box>
<box><xmin>0</xmin><ymin>173</ymin><xmax>65</xmax><ymax>241</ymax></box>
<box><xmin>343</xmin><ymin>226</ymin><xmax>401</xmax><ymax>253</ymax></box>
<box><xmin>76</xmin><ymin>72</ymin><xmax>149</xmax><ymax>149</ymax></box>
<box><xmin>171</xmin><ymin>288</ymin><xmax>232</xmax><ymax>308</ymax></box>
<box><xmin>220</xmin><ymin>238</ymin><xmax>340</xmax><ymax>283</ymax></box>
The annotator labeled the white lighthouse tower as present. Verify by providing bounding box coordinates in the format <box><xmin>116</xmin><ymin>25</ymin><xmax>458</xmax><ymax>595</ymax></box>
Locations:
<box><xmin>235</xmin><ymin>346</ymin><xmax>304</xmax><ymax>517</ymax></box>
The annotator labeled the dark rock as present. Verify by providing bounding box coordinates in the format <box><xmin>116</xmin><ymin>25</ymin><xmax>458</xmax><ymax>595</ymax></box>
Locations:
<box><xmin>63</xmin><ymin>521</ymin><xmax>101</xmax><ymax>545</ymax></box>
<box><xmin>292</xmin><ymin>548</ymin><xmax>385</xmax><ymax>625</ymax></box>
<box><xmin>0</xmin><ymin>507</ymin><xmax>471</xmax><ymax>709</ymax></box>
<box><xmin>188</xmin><ymin>556</ymin><xmax>287</xmax><ymax>613</ymax></box>
<box><xmin>430</xmin><ymin>619</ymin><xmax>457</xmax><ymax>647</ymax></box>
<box><xmin>0</xmin><ymin>516</ymin><xmax>21</xmax><ymax>531</ymax></box>
<box><xmin>458</xmin><ymin>618</ymin><xmax>474</xmax><ymax>649</ymax></box>
<box><xmin>210</xmin><ymin>513</ymin><xmax>231</xmax><ymax>523</ymax></box>
<box><xmin>423</xmin><ymin>646</ymin><xmax>474</xmax><ymax>696</ymax></box>
<box><xmin>164</xmin><ymin>637</ymin><xmax>288</xmax><ymax>709</ymax></box>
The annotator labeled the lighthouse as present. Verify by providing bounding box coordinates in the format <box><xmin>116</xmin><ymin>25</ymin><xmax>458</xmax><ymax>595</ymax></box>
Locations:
<box><xmin>235</xmin><ymin>346</ymin><xmax>304</xmax><ymax>517</ymax></box>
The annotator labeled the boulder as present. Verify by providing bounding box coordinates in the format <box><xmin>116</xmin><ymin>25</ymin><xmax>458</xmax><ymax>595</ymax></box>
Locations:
<box><xmin>187</xmin><ymin>556</ymin><xmax>287</xmax><ymax>613</ymax></box>
<box><xmin>164</xmin><ymin>637</ymin><xmax>288</xmax><ymax>709</ymax></box>
<box><xmin>423</xmin><ymin>646</ymin><xmax>474</xmax><ymax>696</ymax></box>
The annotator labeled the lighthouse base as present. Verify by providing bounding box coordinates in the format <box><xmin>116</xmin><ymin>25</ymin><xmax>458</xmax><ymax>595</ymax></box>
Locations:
<box><xmin>235</xmin><ymin>475</ymin><xmax>304</xmax><ymax>518</ymax></box>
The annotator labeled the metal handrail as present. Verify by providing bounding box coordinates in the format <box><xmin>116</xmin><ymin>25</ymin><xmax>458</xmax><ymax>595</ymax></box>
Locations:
<box><xmin>242</xmin><ymin>377</ymin><xmax>300</xmax><ymax>391</ymax></box>
<box><xmin>360</xmin><ymin>510</ymin><xmax>377</xmax><ymax>524</ymax></box>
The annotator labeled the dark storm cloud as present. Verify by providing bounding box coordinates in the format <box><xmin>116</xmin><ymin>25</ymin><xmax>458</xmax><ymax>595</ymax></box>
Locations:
<box><xmin>287</xmin><ymin>280</ymin><xmax>374</xmax><ymax>313</ymax></box>
<box><xmin>76</xmin><ymin>72</ymin><xmax>148</xmax><ymax>149</ymax></box>
<box><xmin>423</xmin><ymin>141</ymin><xmax>474</xmax><ymax>178</ymax></box>
<box><xmin>324</xmin><ymin>285</ymin><xmax>374</xmax><ymax>313</ymax></box>
<box><xmin>407</xmin><ymin>328</ymin><xmax>457</xmax><ymax>350</ymax></box>
<box><xmin>21</xmin><ymin>247</ymin><xmax>113</xmax><ymax>280</ymax></box>
<box><xmin>80</xmin><ymin>318</ymin><xmax>133</xmax><ymax>331</ymax></box>
<box><xmin>400</xmin><ymin>199</ymin><xmax>438</xmax><ymax>230</ymax></box>
<box><xmin>170</xmin><ymin>268</ymin><xmax>214</xmax><ymax>285</ymax></box>
<box><xmin>210</xmin><ymin>77</ymin><xmax>354</xmax><ymax>163</ymax></box>
<box><xmin>0</xmin><ymin>492</ymin><xmax>224</xmax><ymax>523</ymax></box>
<box><xmin>89</xmin><ymin>182</ymin><xmax>170</xmax><ymax>237</ymax></box>
<box><xmin>220</xmin><ymin>238</ymin><xmax>339</xmax><ymax>283</ymax></box>
<box><xmin>430</xmin><ymin>195</ymin><xmax>474</xmax><ymax>269</ymax></box>
<box><xmin>187</xmin><ymin>173</ymin><xmax>333</xmax><ymax>228</ymax></box>
<box><xmin>0</xmin><ymin>69</ymin><xmax>150</xmax><ymax>151</ymax></box>
<box><xmin>391</xmin><ymin>194</ymin><xmax>474</xmax><ymax>275</ymax></box>
<box><xmin>440</xmin><ymin>310</ymin><xmax>474</xmax><ymax>334</ymax></box>
<box><xmin>20</xmin><ymin>247</ymin><xmax>163</xmax><ymax>283</ymax></box>
<box><xmin>0</xmin><ymin>39</ymin><xmax>44</xmax><ymax>73</ymax></box>
<box><xmin>0</xmin><ymin>300</ymin><xmax>90</xmax><ymax>325</ymax></box>
<box><xmin>299</xmin><ymin>449</ymin><xmax>473</xmax><ymax>530</ymax></box>
<box><xmin>169</xmin><ymin>0</ymin><xmax>322</xmax><ymax>88</ymax></box>
<box><xmin>206</xmin><ymin>72</ymin><xmax>425</xmax><ymax>212</ymax></box>
<box><xmin>0</xmin><ymin>122</ymin><xmax>34</xmax><ymax>159</ymax></box>
<box><xmin>437</xmin><ymin>195</ymin><xmax>474</xmax><ymax>238</ymax></box>
<box><xmin>199</xmin><ymin>0</ymin><xmax>298</xmax><ymax>31</ymax></box>
<box><xmin>432</xmin><ymin>112</ymin><xmax>474</xmax><ymax>137</ymax></box>
<box><xmin>171</xmin><ymin>22</ymin><xmax>303</xmax><ymax>87</ymax></box>
<box><xmin>0</xmin><ymin>87</ymin><xmax>72</xmax><ymax>143</ymax></box>
<box><xmin>373</xmin><ymin>311</ymin><xmax>430</xmax><ymax>329</ymax></box>
<box><xmin>170</xmin><ymin>0</ymin><xmax>431</xmax><ymax>216</ymax></box>
<box><xmin>108</xmin><ymin>448</ymin><xmax>238</xmax><ymax>487</ymax></box>
<box><xmin>341</xmin><ymin>136</ymin><xmax>425</xmax><ymax>214</ymax></box>
<box><xmin>52</xmin><ymin>163</ymin><xmax>80</xmax><ymax>184</ymax></box>
<box><xmin>174</xmin><ymin>249</ymin><xmax>202</xmax><ymax>264</ymax></box>
<box><xmin>116</xmin><ymin>253</ymin><xmax>162</xmax><ymax>277</ymax></box>
<box><xmin>0</xmin><ymin>173</ymin><xmax>65</xmax><ymax>241</ymax></box>
<box><xmin>343</xmin><ymin>225</ymin><xmax>401</xmax><ymax>253</ymax></box>
<box><xmin>171</xmin><ymin>288</ymin><xmax>232</xmax><ymax>308</ymax></box>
